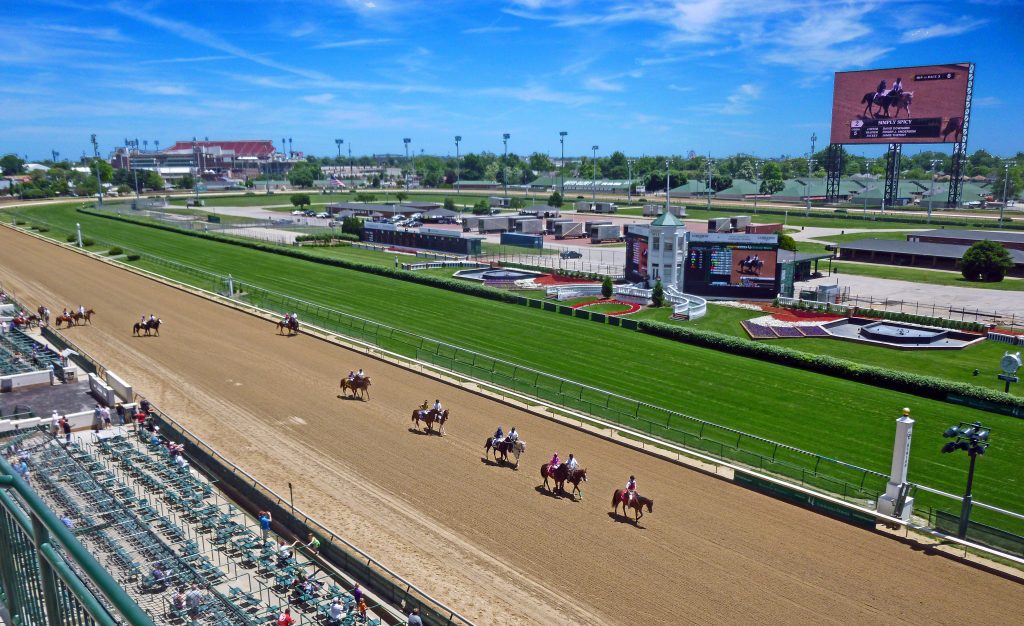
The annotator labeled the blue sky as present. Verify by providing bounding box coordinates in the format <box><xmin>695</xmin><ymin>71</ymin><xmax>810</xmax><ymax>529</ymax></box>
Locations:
<box><xmin>3</xmin><ymin>0</ymin><xmax>1022</xmax><ymax>162</ymax></box>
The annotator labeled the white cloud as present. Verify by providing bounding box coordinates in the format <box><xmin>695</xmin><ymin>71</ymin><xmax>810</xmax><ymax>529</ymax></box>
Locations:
<box><xmin>900</xmin><ymin>20</ymin><xmax>987</xmax><ymax>43</ymax></box>
<box><xmin>462</xmin><ymin>25</ymin><xmax>521</xmax><ymax>34</ymax></box>
<box><xmin>42</xmin><ymin>24</ymin><xmax>131</xmax><ymax>43</ymax></box>
<box><xmin>584</xmin><ymin>76</ymin><xmax>623</xmax><ymax>92</ymax></box>
<box><xmin>972</xmin><ymin>96</ymin><xmax>1001</xmax><ymax>107</ymax></box>
<box><xmin>139</xmin><ymin>55</ymin><xmax>234</xmax><ymax>65</ymax></box>
<box><xmin>303</xmin><ymin>93</ymin><xmax>336</xmax><ymax>104</ymax></box>
<box><xmin>668</xmin><ymin>84</ymin><xmax>693</xmax><ymax>92</ymax></box>
<box><xmin>313</xmin><ymin>38</ymin><xmax>393</xmax><ymax>49</ymax></box>
<box><xmin>135</xmin><ymin>84</ymin><xmax>194</xmax><ymax>96</ymax></box>
<box><xmin>476</xmin><ymin>84</ymin><xmax>597</xmax><ymax>107</ymax></box>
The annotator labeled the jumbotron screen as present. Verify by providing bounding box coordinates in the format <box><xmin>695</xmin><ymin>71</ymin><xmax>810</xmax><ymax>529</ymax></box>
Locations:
<box><xmin>684</xmin><ymin>234</ymin><xmax>779</xmax><ymax>298</ymax></box>
<box><xmin>830</xmin><ymin>63</ymin><xmax>972</xmax><ymax>144</ymax></box>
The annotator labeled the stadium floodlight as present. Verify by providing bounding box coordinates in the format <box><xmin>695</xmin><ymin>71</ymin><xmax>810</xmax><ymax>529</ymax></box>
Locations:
<box><xmin>940</xmin><ymin>420</ymin><xmax>993</xmax><ymax>538</ymax></box>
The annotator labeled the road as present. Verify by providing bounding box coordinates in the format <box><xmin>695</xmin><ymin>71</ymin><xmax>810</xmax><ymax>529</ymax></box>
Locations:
<box><xmin>0</xmin><ymin>226</ymin><xmax>1020</xmax><ymax>625</ymax></box>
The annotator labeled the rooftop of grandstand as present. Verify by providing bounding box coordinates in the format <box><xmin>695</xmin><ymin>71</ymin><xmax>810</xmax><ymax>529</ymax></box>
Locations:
<box><xmin>1</xmin><ymin>425</ymin><xmax>391</xmax><ymax>625</ymax></box>
<box><xmin>163</xmin><ymin>140</ymin><xmax>277</xmax><ymax>158</ymax></box>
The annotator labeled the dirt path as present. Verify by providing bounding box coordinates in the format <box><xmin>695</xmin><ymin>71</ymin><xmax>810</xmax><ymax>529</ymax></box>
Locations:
<box><xmin>0</xmin><ymin>227</ymin><xmax>1020</xmax><ymax>625</ymax></box>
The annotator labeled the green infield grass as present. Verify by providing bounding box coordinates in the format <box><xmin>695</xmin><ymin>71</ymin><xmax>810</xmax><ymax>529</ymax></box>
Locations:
<box><xmin>6</xmin><ymin>203</ymin><xmax>1024</xmax><ymax>524</ymax></box>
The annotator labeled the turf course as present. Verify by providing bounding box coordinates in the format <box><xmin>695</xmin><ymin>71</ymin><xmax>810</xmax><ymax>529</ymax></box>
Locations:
<box><xmin>6</xmin><ymin>204</ymin><xmax>1024</xmax><ymax>525</ymax></box>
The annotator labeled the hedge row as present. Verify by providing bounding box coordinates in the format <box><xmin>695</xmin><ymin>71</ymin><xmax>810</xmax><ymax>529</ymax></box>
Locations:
<box><xmin>635</xmin><ymin>320</ymin><xmax>1024</xmax><ymax>410</ymax></box>
<box><xmin>79</xmin><ymin>209</ymin><xmax>521</xmax><ymax>305</ymax></box>
<box><xmin>781</xmin><ymin>299</ymin><xmax>986</xmax><ymax>332</ymax></box>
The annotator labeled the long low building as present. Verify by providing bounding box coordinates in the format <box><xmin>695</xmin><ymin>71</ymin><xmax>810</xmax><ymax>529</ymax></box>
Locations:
<box><xmin>837</xmin><ymin>238</ymin><xmax>1024</xmax><ymax>277</ymax></box>
<box><xmin>908</xmin><ymin>229</ymin><xmax>1024</xmax><ymax>251</ymax></box>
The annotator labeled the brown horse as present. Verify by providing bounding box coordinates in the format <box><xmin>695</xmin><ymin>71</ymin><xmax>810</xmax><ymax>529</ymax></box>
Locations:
<box><xmin>276</xmin><ymin>317</ymin><xmax>299</xmax><ymax>335</ymax></box>
<box><xmin>133</xmin><ymin>319</ymin><xmax>161</xmax><ymax>336</ymax></box>
<box><xmin>484</xmin><ymin>437</ymin><xmax>526</xmax><ymax>468</ymax></box>
<box><xmin>71</xmin><ymin>309</ymin><xmax>95</xmax><ymax>325</ymax></box>
<box><xmin>340</xmin><ymin>377</ymin><xmax>372</xmax><ymax>401</ymax></box>
<box><xmin>541</xmin><ymin>464</ymin><xmax>588</xmax><ymax>500</ymax></box>
<box><xmin>36</xmin><ymin>306</ymin><xmax>50</xmax><ymax>326</ymax></box>
<box><xmin>411</xmin><ymin>408</ymin><xmax>448</xmax><ymax>435</ymax></box>
<box><xmin>612</xmin><ymin>489</ymin><xmax>653</xmax><ymax>524</ymax></box>
<box><xmin>54</xmin><ymin>314</ymin><xmax>75</xmax><ymax>328</ymax></box>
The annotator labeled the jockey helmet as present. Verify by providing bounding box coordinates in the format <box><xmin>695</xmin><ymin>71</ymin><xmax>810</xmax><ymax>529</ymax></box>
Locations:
<box><xmin>630</xmin><ymin>475</ymin><xmax>635</xmax><ymax>480</ymax></box>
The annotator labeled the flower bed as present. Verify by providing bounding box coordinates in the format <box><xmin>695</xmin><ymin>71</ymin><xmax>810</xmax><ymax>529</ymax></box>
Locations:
<box><xmin>797</xmin><ymin>325</ymin><xmax>831</xmax><ymax>337</ymax></box>
<box><xmin>569</xmin><ymin>298</ymin><xmax>641</xmax><ymax>316</ymax></box>
<box><xmin>740</xmin><ymin>320</ymin><xmax>777</xmax><ymax>339</ymax></box>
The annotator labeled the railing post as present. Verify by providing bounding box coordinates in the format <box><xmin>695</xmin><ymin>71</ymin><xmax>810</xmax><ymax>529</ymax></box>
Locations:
<box><xmin>30</xmin><ymin>514</ymin><xmax>62</xmax><ymax>626</ymax></box>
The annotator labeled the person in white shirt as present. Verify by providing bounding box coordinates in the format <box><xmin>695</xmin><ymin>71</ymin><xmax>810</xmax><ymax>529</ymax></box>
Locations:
<box><xmin>432</xmin><ymin>399</ymin><xmax>442</xmax><ymax>413</ymax></box>
<box><xmin>328</xmin><ymin>599</ymin><xmax>345</xmax><ymax>624</ymax></box>
<box><xmin>355</xmin><ymin>368</ymin><xmax>365</xmax><ymax>380</ymax></box>
<box><xmin>505</xmin><ymin>427</ymin><xmax>518</xmax><ymax>444</ymax></box>
<box><xmin>564</xmin><ymin>453</ymin><xmax>579</xmax><ymax>472</ymax></box>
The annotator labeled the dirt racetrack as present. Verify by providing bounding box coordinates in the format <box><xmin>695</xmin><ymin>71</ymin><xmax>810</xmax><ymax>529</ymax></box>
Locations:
<box><xmin>1</xmin><ymin>226</ymin><xmax>1020</xmax><ymax>625</ymax></box>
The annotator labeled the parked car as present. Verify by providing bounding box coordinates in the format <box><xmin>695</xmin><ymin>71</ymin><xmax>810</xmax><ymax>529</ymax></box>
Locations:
<box><xmin>316</xmin><ymin>212</ymin><xmax>331</xmax><ymax>219</ymax></box>
<box><xmin>406</xmin><ymin>221</ymin><xmax>422</xmax><ymax>228</ymax></box>
<box><xmin>304</xmin><ymin>210</ymin><xmax>316</xmax><ymax>217</ymax></box>
<box><xmin>291</xmin><ymin>210</ymin><xmax>304</xmax><ymax>215</ymax></box>
<box><xmin>559</xmin><ymin>250</ymin><xmax>583</xmax><ymax>259</ymax></box>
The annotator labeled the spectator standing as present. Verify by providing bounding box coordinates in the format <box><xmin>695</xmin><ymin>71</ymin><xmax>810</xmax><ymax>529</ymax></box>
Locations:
<box><xmin>115</xmin><ymin>403</ymin><xmax>126</xmax><ymax>425</ymax></box>
<box><xmin>357</xmin><ymin>598</ymin><xmax>367</xmax><ymax>622</ymax></box>
<box><xmin>258</xmin><ymin>511</ymin><xmax>272</xmax><ymax>542</ymax></box>
<box><xmin>407</xmin><ymin>608</ymin><xmax>424</xmax><ymax>626</ymax></box>
<box><xmin>304</xmin><ymin>532</ymin><xmax>321</xmax><ymax>555</ymax></box>
<box><xmin>92</xmin><ymin>405</ymin><xmax>102</xmax><ymax>431</ymax></box>
<box><xmin>277</xmin><ymin>608</ymin><xmax>295</xmax><ymax>626</ymax></box>
<box><xmin>101</xmin><ymin>406</ymin><xmax>112</xmax><ymax>429</ymax></box>
<box><xmin>351</xmin><ymin>584</ymin><xmax>363</xmax><ymax>607</ymax></box>
<box><xmin>61</xmin><ymin>417</ymin><xmax>72</xmax><ymax>445</ymax></box>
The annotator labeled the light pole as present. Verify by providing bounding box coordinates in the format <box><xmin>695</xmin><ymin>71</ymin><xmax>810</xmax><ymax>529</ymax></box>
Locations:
<box><xmin>941</xmin><ymin>421</ymin><xmax>992</xmax><ymax>539</ymax></box>
<box><xmin>348</xmin><ymin>142</ymin><xmax>352</xmax><ymax>184</ymax></box>
<box><xmin>664</xmin><ymin>159</ymin><xmax>671</xmax><ymax>215</ymax></box>
<box><xmin>335</xmin><ymin>139</ymin><xmax>343</xmax><ymax>188</ymax></box>
<box><xmin>282</xmin><ymin>137</ymin><xmax>287</xmax><ymax>159</ymax></box>
<box><xmin>90</xmin><ymin>134</ymin><xmax>103</xmax><ymax>207</ymax></box>
<box><xmin>192</xmin><ymin>137</ymin><xmax>201</xmax><ymax>204</ymax></box>
<box><xmin>288</xmin><ymin>138</ymin><xmax>293</xmax><ymax>159</ymax></box>
<box><xmin>927</xmin><ymin>158</ymin><xmax>942</xmax><ymax>224</ymax></box>
<box><xmin>627</xmin><ymin>158</ymin><xmax>634</xmax><ymax>203</ymax></box>
<box><xmin>705</xmin><ymin>155</ymin><xmax>714</xmax><ymax>211</ymax></box>
<box><xmin>753</xmin><ymin>160</ymin><xmax>762</xmax><ymax>214</ymax></box>
<box><xmin>805</xmin><ymin>156</ymin><xmax>817</xmax><ymax>217</ymax></box>
<box><xmin>127</xmin><ymin>139</ymin><xmax>140</xmax><ymax>199</ymax></box>
<box><xmin>559</xmin><ymin>131</ymin><xmax>567</xmax><ymax>197</ymax></box>
<box><xmin>403</xmin><ymin>138</ymin><xmax>411</xmax><ymax>196</ymax></box>
<box><xmin>591</xmin><ymin>145</ymin><xmax>599</xmax><ymax>202</ymax></box>
<box><xmin>454</xmin><ymin>135</ymin><xmax>461</xmax><ymax>197</ymax></box>
<box><xmin>1001</xmin><ymin>160</ymin><xmax>1016</xmax><ymax>228</ymax></box>
<box><xmin>502</xmin><ymin>133</ymin><xmax>510</xmax><ymax>198</ymax></box>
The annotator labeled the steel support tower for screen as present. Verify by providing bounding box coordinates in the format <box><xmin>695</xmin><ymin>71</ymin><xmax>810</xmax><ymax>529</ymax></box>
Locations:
<box><xmin>884</xmin><ymin>143</ymin><xmax>902</xmax><ymax>209</ymax></box>
<box><xmin>825</xmin><ymin>144</ymin><xmax>842</xmax><ymax>203</ymax></box>
<box><xmin>947</xmin><ymin>63</ymin><xmax>975</xmax><ymax>208</ymax></box>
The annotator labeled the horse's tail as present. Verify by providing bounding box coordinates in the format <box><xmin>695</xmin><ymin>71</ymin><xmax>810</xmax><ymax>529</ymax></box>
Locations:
<box><xmin>612</xmin><ymin>489</ymin><xmax>621</xmax><ymax>508</ymax></box>
<box><xmin>861</xmin><ymin>92</ymin><xmax>871</xmax><ymax>104</ymax></box>
<box><xmin>484</xmin><ymin>438</ymin><xmax>491</xmax><ymax>451</ymax></box>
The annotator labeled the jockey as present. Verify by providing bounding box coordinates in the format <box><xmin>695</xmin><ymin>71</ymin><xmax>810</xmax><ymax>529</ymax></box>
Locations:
<box><xmin>78</xmin><ymin>305</ymin><xmax>85</xmax><ymax>316</ymax></box>
<box><xmin>149</xmin><ymin>314</ymin><xmax>156</xmax><ymax>323</ymax></box>
<box><xmin>63</xmin><ymin>308</ymin><xmax>69</xmax><ymax>317</ymax></box>
<box><xmin>548</xmin><ymin>452</ymin><xmax>560</xmax><ymax>476</ymax></box>
<box><xmin>432</xmin><ymin>399</ymin><xmax>442</xmax><ymax>413</ymax></box>
<box><xmin>282</xmin><ymin>314</ymin><xmax>290</xmax><ymax>324</ymax></box>
<box><xmin>565</xmin><ymin>453</ymin><xmax>579</xmax><ymax>472</ymax></box>
<box><xmin>891</xmin><ymin>77</ymin><xmax>903</xmax><ymax>95</ymax></box>
<box><xmin>493</xmin><ymin>426</ymin><xmax>504</xmax><ymax>448</ymax></box>
<box><xmin>876</xmin><ymin>78</ymin><xmax>887</xmax><ymax>96</ymax></box>
<box><xmin>140</xmin><ymin>315</ymin><xmax>146</xmax><ymax>324</ymax></box>
<box><xmin>505</xmin><ymin>427</ymin><xmax>518</xmax><ymax>444</ymax></box>
<box><xmin>347</xmin><ymin>371</ymin><xmax>355</xmax><ymax>382</ymax></box>
<box><xmin>419</xmin><ymin>400</ymin><xmax>429</xmax><ymax>417</ymax></box>
<box><xmin>623</xmin><ymin>475</ymin><xmax>637</xmax><ymax>505</ymax></box>
<box><xmin>356</xmin><ymin>368</ymin><xmax>365</xmax><ymax>380</ymax></box>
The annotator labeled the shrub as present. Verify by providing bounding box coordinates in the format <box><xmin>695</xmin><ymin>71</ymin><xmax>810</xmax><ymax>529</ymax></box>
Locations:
<box><xmin>126</xmin><ymin>254</ymin><xmax>141</xmax><ymax>261</ymax></box>
<box><xmin>81</xmin><ymin>238</ymin><xmax>95</xmax><ymax>246</ymax></box>
<box><xmin>601</xmin><ymin>275</ymin><xmax>613</xmax><ymax>299</ymax></box>
<box><xmin>651</xmin><ymin>279</ymin><xmax>664</xmax><ymax>307</ymax></box>
<box><xmin>961</xmin><ymin>240</ymin><xmax>1013</xmax><ymax>282</ymax></box>
<box><xmin>108</xmin><ymin>247</ymin><xmax>123</xmax><ymax>256</ymax></box>
<box><xmin>65</xmin><ymin>234</ymin><xmax>76</xmax><ymax>242</ymax></box>
<box><xmin>15</xmin><ymin>219</ymin><xmax>26</xmax><ymax>225</ymax></box>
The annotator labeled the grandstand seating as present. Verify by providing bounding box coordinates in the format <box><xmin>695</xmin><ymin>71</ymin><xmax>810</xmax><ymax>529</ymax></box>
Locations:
<box><xmin>2</xmin><ymin>426</ymin><xmax>394</xmax><ymax>625</ymax></box>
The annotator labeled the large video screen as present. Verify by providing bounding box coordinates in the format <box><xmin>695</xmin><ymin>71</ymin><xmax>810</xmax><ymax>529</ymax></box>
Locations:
<box><xmin>830</xmin><ymin>63</ymin><xmax>971</xmax><ymax>144</ymax></box>
<box><xmin>624</xmin><ymin>231</ymin><xmax>649</xmax><ymax>283</ymax></box>
<box><xmin>684</xmin><ymin>234</ymin><xmax>778</xmax><ymax>298</ymax></box>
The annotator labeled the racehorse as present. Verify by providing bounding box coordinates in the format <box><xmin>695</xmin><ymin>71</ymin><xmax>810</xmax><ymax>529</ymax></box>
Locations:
<box><xmin>411</xmin><ymin>408</ymin><xmax>448</xmax><ymax>435</ymax></box>
<box><xmin>942</xmin><ymin>117</ymin><xmax>964</xmax><ymax>142</ymax></box>
<box><xmin>340</xmin><ymin>376</ymin><xmax>372</xmax><ymax>401</ymax></box>
<box><xmin>71</xmin><ymin>309</ymin><xmax>95</xmax><ymax>325</ymax></box>
<box><xmin>276</xmin><ymin>317</ymin><xmax>299</xmax><ymax>335</ymax></box>
<box><xmin>738</xmin><ymin>257</ymin><xmax>763</xmax><ymax>275</ymax></box>
<box><xmin>860</xmin><ymin>90</ymin><xmax>913</xmax><ymax>118</ymax></box>
<box><xmin>36</xmin><ymin>306</ymin><xmax>50</xmax><ymax>326</ymax></box>
<box><xmin>12</xmin><ymin>314</ymin><xmax>40</xmax><ymax>328</ymax></box>
<box><xmin>54</xmin><ymin>314</ymin><xmax>75</xmax><ymax>328</ymax></box>
<box><xmin>133</xmin><ymin>319</ymin><xmax>162</xmax><ymax>336</ymax></box>
<box><xmin>612</xmin><ymin>489</ymin><xmax>654</xmax><ymax>524</ymax></box>
<box><xmin>541</xmin><ymin>463</ymin><xmax>588</xmax><ymax>500</ymax></box>
<box><xmin>484</xmin><ymin>437</ymin><xmax>526</xmax><ymax>468</ymax></box>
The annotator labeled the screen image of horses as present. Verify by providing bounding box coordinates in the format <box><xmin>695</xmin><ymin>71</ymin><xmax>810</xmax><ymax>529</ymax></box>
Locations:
<box><xmin>730</xmin><ymin>249</ymin><xmax>777</xmax><ymax>286</ymax></box>
<box><xmin>830</xmin><ymin>63</ymin><xmax>971</xmax><ymax>144</ymax></box>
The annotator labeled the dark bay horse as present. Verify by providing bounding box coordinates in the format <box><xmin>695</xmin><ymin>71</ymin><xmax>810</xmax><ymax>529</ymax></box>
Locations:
<box><xmin>484</xmin><ymin>437</ymin><xmax>526</xmax><ymax>468</ymax></box>
<box><xmin>612</xmin><ymin>489</ymin><xmax>653</xmax><ymax>524</ymax></box>
<box><xmin>133</xmin><ymin>319</ymin><xmax>161</xmax><ymax>336</ymax></box>
<box><xmin>412</xmin><ymin>408</ymin><xmax>448</xmax><ymax>435</ymax></box>
<box><xmin>541</xmin><ymin>463</ymin><xmax>588</xmax><ymax>499</ymax></box>
<box><xmin>340</xmin><ymin>377</ymin><xmax>372</xmax><ymax>401</ymax></box>
<box><xmin>276</xmin><ymin>317</ymin><xmax>299</xmax><ymax>335</ymax></box>
<box><xmin>71</xmin><ymin>309</ymin><xmax>95</xmax><ymax>325</ymax></box>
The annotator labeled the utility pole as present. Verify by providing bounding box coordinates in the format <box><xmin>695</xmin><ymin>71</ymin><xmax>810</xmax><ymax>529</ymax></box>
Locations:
<box><xmin>559</xmin><ymin>131</ymin><xmax>567</xmax><ymax>197</ymax></box>
<box><xmin>90</xmin><ymin>134</ymin><xmax>103</xmax><ymax>207</ymax></box>
<box><xmin>805</xmin><ymin>155</ymin><xmax>817</xmax><ymax>217</ymax></box>
<box><xmin>810</xmin><ymin>132</ymin><xmax>817</xmax><ymax>159</ymax></box>
<box><xmin>127</xmin><ymin>139</ymin><xmax>140</xmax><ymax>199</ymax></box>
<box><xmin>754</xmin><ymin>160</ymin><xmax>762</xmax><ymax>214</ymax></box>
<box><xmin>591</xmin><ymin>145</ymin><xmax>599</xmax><ymax>202</ymax></box>
<box><xmin>348</xmin><ymin>142</ymin><xmax>352</xmax><ymax>184</ymax></box>
<box><xmin>502</xmin><ymin>133</ymin><xmax>510</xmax><ymax>198</ymax></box>
<box><xmin>1001</xmin><ymin>160</ymin><xmax>1016</xmax><ymax>228</ymax></box>
<box><xmin>454</xmin><ymin>135</ymin><xmax>461</xmax><ymax>197</ymax></box>
<box><xmin>335</xmin><ymin>138</ymin><xmax>343</xmax><ymax>189</ymax></box>
<box><xmin>288</xmin><ymin>138</ymin><xmax>293</xmax><ymax>159</ymax></box>
<box><xmin>192</xmin><ymin>137</ymin><xmax>200</xmax><ymax>204</ymax></box>
<box><xmin>403</xmin><ymin>138</ymin><xmax>411</xmax><ymax>196</ymax></box>
<box><xmin>282</xmin><ymin>137</ymin><xmax>287</xmax><ymax>160</ymax></box>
